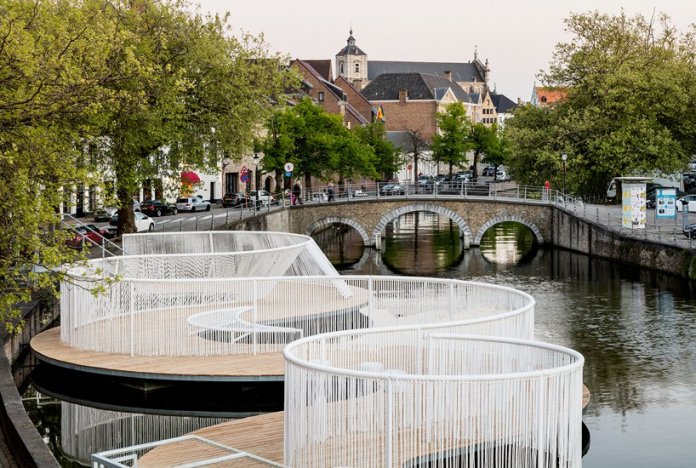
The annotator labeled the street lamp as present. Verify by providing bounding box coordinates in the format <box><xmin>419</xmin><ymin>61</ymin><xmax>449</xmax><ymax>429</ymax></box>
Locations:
<box><xmin>253</xmin><ymin>152</ymin><xmax>260</xmax><ymax>210</ymax></box>
<box><xmin>221</xmin><ymin>156</ymin><xmax>231</xmax><ymax>201</ymax></box>
<box><xmin>561</xmin><ymin>152</ymin><xmax>567</xmax><ymax>195</ymax></box>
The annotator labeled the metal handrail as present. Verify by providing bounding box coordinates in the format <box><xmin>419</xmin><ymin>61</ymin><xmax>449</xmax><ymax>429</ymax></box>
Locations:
<box><xmin>60</xmin><ymin>212</ymin><xmax>125</xmax><ymax>257</ymax></box>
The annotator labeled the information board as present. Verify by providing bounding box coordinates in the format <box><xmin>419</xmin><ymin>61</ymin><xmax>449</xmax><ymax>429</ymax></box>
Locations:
<box><xmin>655</xmin><ymin>188</ymin><xmax>677</xmax><ymax>218</ymax></box>
<box><xmin>622</xmin><ymin>183</ymin><xmax>646</xmax><ymax>229</ymax></box>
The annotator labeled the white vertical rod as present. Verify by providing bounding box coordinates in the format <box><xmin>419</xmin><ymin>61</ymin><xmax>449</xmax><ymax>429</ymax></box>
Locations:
<box><xmin>368</xmin><ymin>278</ymin><xmax>373</xmax><ymax>323</ymax></box>
<box><xmin>448</xmin><ymin>282</ymin><xmax>454</xmax><ymax>321</ymax></box>
<box><xmin>129</xmin><ymin>281</ymin><xmax>134</xmax><ymax>357</ymax></box>
<box><xmin>386</xmin><ymin>379</ymin><xmax>393</xmax><ymax>468</ymax></box>
<box><xmin>252</xmin><ymin>279</ymin><xmax>258</xmax><ymax>355</ymax></box>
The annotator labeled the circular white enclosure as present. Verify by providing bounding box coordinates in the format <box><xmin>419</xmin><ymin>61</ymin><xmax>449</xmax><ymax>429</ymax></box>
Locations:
<box><xmin>283</xmin><ymin>329</ymin><xmax>584</xmax><ymax>468</ymax></box>
<box><xmin>60</xmin><ymin>271</ymin><xmax>534</xmax><ymax>356</ymax></box>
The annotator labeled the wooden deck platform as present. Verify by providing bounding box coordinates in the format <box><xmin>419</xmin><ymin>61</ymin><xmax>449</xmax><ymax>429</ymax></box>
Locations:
<box><xmin>138</xmin><ymin>386</ymin><xmax>591</xmax><ymax>467</ymax></box>
<box><xmin>31</xmin><ymin>327</ymin><xmax>285</xmax><ymax>381</ymax></box>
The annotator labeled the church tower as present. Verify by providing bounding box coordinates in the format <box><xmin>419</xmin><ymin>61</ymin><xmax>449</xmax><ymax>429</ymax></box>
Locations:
<box><xmin>335</xmin><ymin>29</ymin><xmax>368</xmax><ymax>88</ymax></box>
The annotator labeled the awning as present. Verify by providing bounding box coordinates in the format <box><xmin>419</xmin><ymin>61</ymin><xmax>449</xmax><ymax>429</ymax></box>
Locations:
<box><xmin>181</xmin><ymin>171</ymin><xmax>201</xmax><ymax>184</ymax></box>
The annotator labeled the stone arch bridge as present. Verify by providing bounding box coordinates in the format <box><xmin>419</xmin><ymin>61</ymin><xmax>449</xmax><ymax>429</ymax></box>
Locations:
<box><xmin>288</xmin><ymin>199</ymin><xmax>552</xmax><ymax>248</ymax></box>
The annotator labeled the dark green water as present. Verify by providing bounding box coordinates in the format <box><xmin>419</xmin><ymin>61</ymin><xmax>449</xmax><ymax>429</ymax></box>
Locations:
<box><xmin>315</xmin><ymin>211</ymin><xmax>696</xmax><ymax>468</ymax></box>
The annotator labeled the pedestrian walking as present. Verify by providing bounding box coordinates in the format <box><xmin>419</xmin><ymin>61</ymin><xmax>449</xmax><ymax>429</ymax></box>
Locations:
<box><xmin>544</xmin><ymin>180</ymin><xmax>551</xmax><ymax>201</ymax></box>
<box><xmin>327</xmin><ymin>182</ymin><xmax>334</xmax><ymax>202</ymax></box>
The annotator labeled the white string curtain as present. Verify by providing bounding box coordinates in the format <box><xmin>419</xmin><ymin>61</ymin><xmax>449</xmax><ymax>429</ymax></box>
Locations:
<box><xmin>284</xmin><ymin>331</ymin><xmax>584</xmax><ymax>468</ymax></box>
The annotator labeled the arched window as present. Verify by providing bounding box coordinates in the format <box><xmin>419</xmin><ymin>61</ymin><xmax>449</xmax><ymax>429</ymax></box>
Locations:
<box><xmin>340</xmin><ymin>62</ymin><xmax>344</xmax><ymax>74</ymax></box>
<box><xmin>541</xmin><ymin>96</ymin><xmax>548</xmax><ymax>103</ymax></box>
<box><xmin>354</xmin><ymin>62</ymin><xmax>359</xmax><ymax>73</ymax></box>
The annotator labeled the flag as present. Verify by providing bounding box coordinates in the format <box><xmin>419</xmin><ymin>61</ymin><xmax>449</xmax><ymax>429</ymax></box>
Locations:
<box><xmin>376</xmin><ymin>103</ymin><xmax>385</xmax><ymax>122</ymax></box>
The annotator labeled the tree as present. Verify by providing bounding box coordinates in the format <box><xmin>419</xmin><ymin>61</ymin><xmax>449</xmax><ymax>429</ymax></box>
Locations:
<box><xmin>404</xmin><ymin>128</ymin><xmax>430</xmax><ymax>183</ymax></box>
<box><xmin>506</xmin><ymin>10</ymin><xmax>696</xmax><ymax>198</ymax></box>
<box><xmin>470</xmin><ymin>123</ymin><xmax>497</xmax><ymax>179</ymax></box>
<box><xmin>0</xmin><ymin>0</ymin><xmax>120</xmax><ymax>328</ymax></box>
<box><xmin>97</xmin><ymin>1</ymin><xmax>288</xmax><ymax>235</ymax></box>
<box><xmin>431</xmin><ymin>103</ymin><xmax>472</xmax><ymax>176</ymax></box>
<box><xmin>353</xmin><ymin>122</ymin><xmax>401</xmax><ymax>181</ymax></box>
<box><xmin>259</xmin><ymin>98</ymin><xmax>376</xmax><ymax>190</ymax></box>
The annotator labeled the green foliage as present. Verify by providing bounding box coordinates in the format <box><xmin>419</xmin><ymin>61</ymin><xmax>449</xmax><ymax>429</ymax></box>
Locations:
<box><xmin>0</xmin><ymin>0</ymin><xmax>288</xmax><ymax>327</ymax></box>
<box><xmin>431</xmin><ymin>103</ymin><xmax>472</xmax><ymax>175</ymax></box>
<box><xmin>470</xmin><ymin>123</ymin><xmax>499</xmax><ymax>178</ymax></box>
<box><xmin>260</xmin><ymin>98</ymin><xmax>377</xmax><ymax>188</ymax></box>
<box><xmin>506</xmin><ymin>10</ymin><xmax>696</xmax><ymax>197</ymax></box>
<box><xmin>353</xmin><ymin>122</ymin><xmax>402</xmax><ymax>181</ymax></box>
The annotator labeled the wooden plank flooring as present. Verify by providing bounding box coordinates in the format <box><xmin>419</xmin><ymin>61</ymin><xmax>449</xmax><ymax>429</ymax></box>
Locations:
<box><xmin>31</xmin><ymin>328</ymin><xmax>285</xmax><ymax>380</ymax></box>
<box><xmin>138</xmin><ymin>382</ymin><xmax>591</xmax><ymax>468</ymax></box>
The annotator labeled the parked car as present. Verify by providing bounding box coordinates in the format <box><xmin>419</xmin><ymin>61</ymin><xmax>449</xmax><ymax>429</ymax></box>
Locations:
<box><xmin>140</xmin><ymin>200</ymin><xmax>178</xmax><ymax>217</ymax></box>
<box><xmin>176</xmin><ymin>195</ymin><xmax>210</xmax><ymax>212</ymax></box>
<box><xmin>222</xmin><ymin>192</ymin><xmax>250</xmax><ymax>208</ymax></box>
<box><xmin>683</xmin><ymin>223</ymin><xmax>696</xmax><ymax>239</ymax></box>
<box><xmin>93</xmin><ymin>206</ymin><xmax>117</xmax><ymax>222</ymax></box>
<box><xmin>676</xmin><ymin>195</ymin><xmax>696</xmax><ymax>212</ymax></box>
<box><xmin>249</xmin><ymin>190</ymin><xmax>274</xmax><ymax>207</ymax></box>
<box><xmin>66</xmin><ymin>225</ymin><xmax>109</xmax><ymax>249</ymax></box>
<box><xmin>311</xmin><ymin>192</ymin><xmax>328</xmax><ymax>202</ymax></box>
<box><xmin>646</xmin><ymin>187</ymin><xmax>684</xmax><ymax>209</ymax></box>
<box><xmin>353</xmin><ymin>189</ymin><xmax>368</xmax><ymax>197</ymax></box>
<box><xmin>107</xmin><ymin>211</ymin><xmax>155</xmax><ymax>235</ymax></box>
<box><xmin>380</xmin><ymin>183</ymin><xmax>405</xmax><ymax>196</ymax></box>
<box><xmin>482</xmin><ymin>165</ymin><xmax>496</xmax><ymax>177</ymax></box>
<box><xmin>495</xmin><ymin>169</ymin><xmax>507</xmax><ymax>180</ymax></box>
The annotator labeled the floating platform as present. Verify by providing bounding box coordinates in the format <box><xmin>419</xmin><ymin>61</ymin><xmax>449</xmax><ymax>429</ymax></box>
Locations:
<box><xmin>31</xmin><ymin>327</ymin><xmax>285</xmax><ymax>382</ymax></box>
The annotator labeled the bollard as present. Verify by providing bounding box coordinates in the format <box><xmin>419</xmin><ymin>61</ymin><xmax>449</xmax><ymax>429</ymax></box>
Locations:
<box><xmin>226</xmin><ymin>209</ymin><xmax>229</xmax><ymax>225</ymax></box>
<box><xmin>179</xmin><ymin>220</ymin><xmax>183</xmax><ymax>232</ymax></box>
<box><xmin>195</xmin><ymin>216</ymin><xmax>199</xmax><ymax>231</ymax></box>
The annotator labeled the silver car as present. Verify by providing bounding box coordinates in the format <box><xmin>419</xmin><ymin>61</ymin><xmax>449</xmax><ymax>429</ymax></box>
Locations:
<box><xmin>176</xmin><ymin>196</ymin><xmax>211</xmax><ymax>212</ymax></box>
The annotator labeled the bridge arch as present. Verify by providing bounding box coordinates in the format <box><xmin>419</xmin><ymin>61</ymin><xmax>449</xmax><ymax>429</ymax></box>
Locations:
<box><xmin>474</xmin><ymin>215</ymin><xmax>545</xmax><ymax>245</ymax></box>
<box><xmin>372</xmin><ymin>203</ymin><xmax>473</xmax><ymax>246</ymax></box>
<box><xmin>305</xmin><ymin>216</ymin><xmax>370</xmax><ymax>245</ymax></box>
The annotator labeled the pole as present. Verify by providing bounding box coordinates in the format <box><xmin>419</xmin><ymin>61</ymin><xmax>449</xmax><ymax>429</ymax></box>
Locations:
<box><xmin>562</xmin><ymin>160</ymin><xmax>566</xmax><ymax>195</ymax></box>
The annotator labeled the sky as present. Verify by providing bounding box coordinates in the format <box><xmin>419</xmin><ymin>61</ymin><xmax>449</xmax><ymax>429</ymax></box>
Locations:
<box><xmin>197</xmin><ymin>1</ymin><xmax>694</xmax><ymax>103</ymax></box>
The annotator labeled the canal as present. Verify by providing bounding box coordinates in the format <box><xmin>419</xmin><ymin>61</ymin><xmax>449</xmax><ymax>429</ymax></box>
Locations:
<box><xmin>314</xmin><ymin>211</ymin><xmax>696</xmax><ymax>467</ymax></box>
<box><xmin>21</xmin><ymin>211</ymin><xmax>696</xmax><ymax>466</ymax></box>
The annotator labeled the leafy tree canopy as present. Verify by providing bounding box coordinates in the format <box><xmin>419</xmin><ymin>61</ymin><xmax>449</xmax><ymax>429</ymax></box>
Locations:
<box><xmin>259</xmin><ymin>98</ymin><xmax>377</xmax><ymax>189</ymax></box>
<box><xmin>353</xmin><ymin>122</ymin><xmax>401</xmax><ymax>181</ymax></box>
<box><xmin>506</xmin><ymin>10</ymin><xmax>696</xmax><ymax>197</ymax></box>
<box><xmin>431</xmin><ymin>102</ymin><xmax>472</xmax><ymax>176</ymax></box>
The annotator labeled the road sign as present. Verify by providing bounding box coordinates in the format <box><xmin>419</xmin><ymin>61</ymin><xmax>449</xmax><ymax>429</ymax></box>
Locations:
<box><xmin>284</xmin><ymin>162</ymin><xmax>294</xmax><ymax>172</ymax></box>
<box><xmin>240</xmin><ymin>172</ymin><xmax>249</xmax><ymax>183</ymax></box>
<box><xmin>241</xmin><ymin>165</ymin><xmax>248</xmax><ymax>173</ymax></box>
<box><xmin>285</xmin><ymin>171</ymin><xmax>292</xmax><ymax>177</ymax></box>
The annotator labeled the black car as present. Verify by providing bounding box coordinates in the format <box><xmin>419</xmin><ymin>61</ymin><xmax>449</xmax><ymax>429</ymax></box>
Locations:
<box><xmin>380</xmin><ymin>183</ymin><xmax>405</xmax><ymax>196</ymax></box>
<box><xmin>683</xmin><ymin>224</ymin><xmax>696</xmax><ymax>239</ymax></box>
<box><xmin>140</xmin><ymin>200</ymin><xmax>178</xmax><ymax>217</ymax></box>
<box><xmin>222</xmin><ymin>192</ymin><xmax>250</xmax><ymax>208</ymax></box>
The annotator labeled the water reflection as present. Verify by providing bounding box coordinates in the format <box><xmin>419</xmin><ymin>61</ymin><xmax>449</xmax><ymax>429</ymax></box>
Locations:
<box><xmin>311</xmin><ymin>223</ymin><xmax>364</xmax><ymax>267</ymax></box>
<box><xmin>479</xmin><ymin>221</ymin><xmax>537</xmax><ymax>265</ymax></box>
<box><xmin>326</xmin><ymin>215</ymin><xmax>696</xmax><ymax>467</ymax></box>
<box><xmin>23</xmin><ymin>387</ymin><xmax>231</xmax><ymax>466</ymax></box>
<box><xmin>381</xmin><ymin>211</ymin><xmax>463</xmax><ymax>275</ymax></box>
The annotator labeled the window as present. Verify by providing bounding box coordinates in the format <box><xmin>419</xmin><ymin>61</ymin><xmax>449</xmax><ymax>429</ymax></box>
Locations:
<box><xmin>318</xmin><ymin>91</ymin><xmax>324</xmax><ymax>102</ymax></box>
<box><xmin>340</xmin><ymin>62</ymin><xmax>344</xmax><ymax>73</ymax></box>
<box><xmin>355</xmin><ymin>62</ymin><xmax>359</xmax><ymax>73</ymax></box>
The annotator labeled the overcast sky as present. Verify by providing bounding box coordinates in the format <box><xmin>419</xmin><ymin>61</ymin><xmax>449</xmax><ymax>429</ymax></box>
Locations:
<box><xmin>198</xmin><ymin>0</ymin><xmax>694</xmax><ymax>103</ymax></box>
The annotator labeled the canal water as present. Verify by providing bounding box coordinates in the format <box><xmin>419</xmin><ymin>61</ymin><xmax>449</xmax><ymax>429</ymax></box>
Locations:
<box><xmin>22</xmin><ymin>211</ymin><xmax>696</xmax><ymax>466</ymax></box>
<box><xmin>314</xmin><ymin>211</ymin><xmax>696</xmax><ymax>468</ymax></box>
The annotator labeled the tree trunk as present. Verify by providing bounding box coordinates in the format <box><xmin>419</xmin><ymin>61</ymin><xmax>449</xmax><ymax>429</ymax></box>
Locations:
<box><xmin>116</xmin><ymin>185</ymin><xmax>136</xmax><ymax>237</ymax></box>
<box><xmin>473</xmin><ymin>150</ymin><xmax>480</xmax><ymax>179</ymax></box>
<box><xmin>413</xmin><ymin>154</ymin><xmax>419</xmax><ymax>184</ymax></box>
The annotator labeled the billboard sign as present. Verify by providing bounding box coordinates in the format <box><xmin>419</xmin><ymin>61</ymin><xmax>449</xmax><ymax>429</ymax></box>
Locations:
<box><xmin>622</xmin><ymin>183</ymin><xmax>646</xmax><ymax>229</ymax></box>
<box><xmin>655</xmin><ymin>188</ymin><xmax>677</xmax><ymax>218</ymax></box>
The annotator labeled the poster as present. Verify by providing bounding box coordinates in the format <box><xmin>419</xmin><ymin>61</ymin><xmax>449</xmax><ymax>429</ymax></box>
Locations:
<box><xmin>622</xmin><ymin>183</ymin><xmax>646</xmax><ymax>229</ymax></box>
<box><xmin>655</xmin><ymin>188</ymin><xmax>677</xmax><ymax>218</ymax></box>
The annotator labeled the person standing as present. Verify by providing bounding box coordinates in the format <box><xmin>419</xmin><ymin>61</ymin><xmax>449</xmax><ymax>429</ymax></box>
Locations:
<box><xmin>292</xmin><ymin>183</ymin><xmax>303</xmax><ymax>205</ymax></box>
<box><xmin>544</xmin><ymin>180</ymin><xmax>551</xmax><ymax>201</ymax></box>
<box><xmin>327</xmin><ymin>182</ymin><xmax>334</xmax><ymax>202</ymax></box>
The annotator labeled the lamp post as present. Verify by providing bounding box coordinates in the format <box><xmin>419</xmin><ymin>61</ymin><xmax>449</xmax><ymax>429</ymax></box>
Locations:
<box><xmin>221</xmin><ymin>157</ymin><xmax>231</xmax><ymax>201</ymax></box>
<box><xmin>561</xmin><ymin>152</ymin><xmax>567</xmax><ymax>196</ymax></box>
<box><xmin>253</xmin><ymin>152</ymin><xmax>260</xmax><ymax>210</ymax></box>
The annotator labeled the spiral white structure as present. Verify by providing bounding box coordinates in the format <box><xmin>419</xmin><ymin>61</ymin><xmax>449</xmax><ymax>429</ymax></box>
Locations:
<box><xmin>60</xmin><ymin>274</ymin><xmax>534</xmax><ymax>356</ymax></box>
<box><xmin>284</xmin><ymin>329</ymin><xmax>584</xmax><ymax>468</ymax></box>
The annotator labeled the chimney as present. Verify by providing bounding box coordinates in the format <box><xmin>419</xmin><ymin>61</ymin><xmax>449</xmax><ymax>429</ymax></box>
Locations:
<box><xmin>444</xmin><ymin>70</ymin><xmax>452</xmax><ymax>81</ymax></box>
<box><xmin>399</xmin><ymin>89</ymin><xmax>408</xmax><ymax>102</ymax></box>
